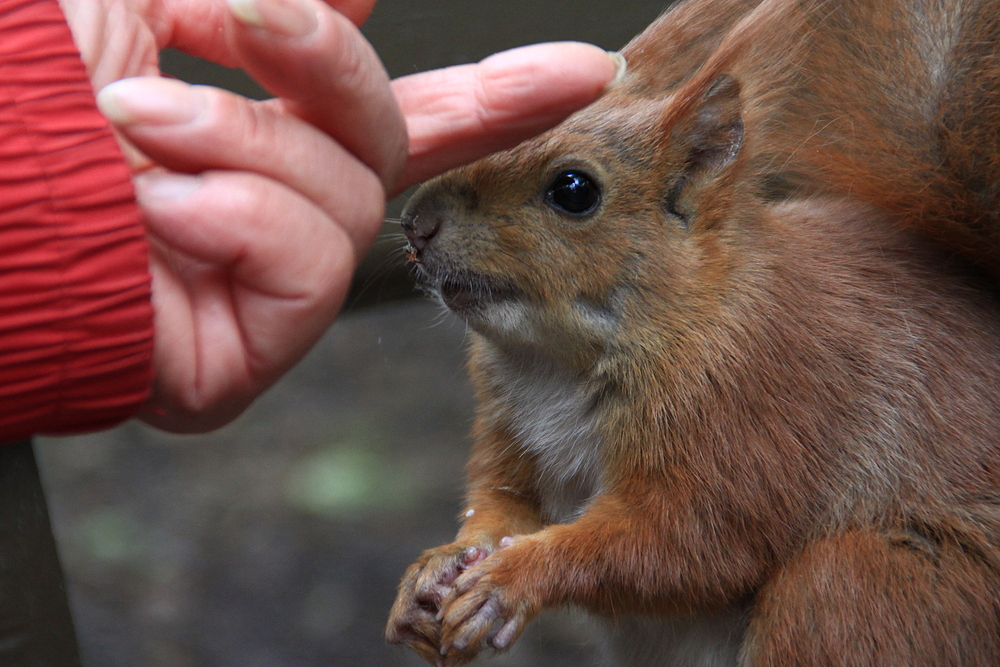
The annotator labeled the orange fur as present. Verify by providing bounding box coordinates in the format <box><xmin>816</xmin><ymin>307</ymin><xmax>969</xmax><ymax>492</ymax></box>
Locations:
<box><xmin>387</xmin><ymin>0</ymin><xmax>1000</xmax><ymax>664</ymax></box>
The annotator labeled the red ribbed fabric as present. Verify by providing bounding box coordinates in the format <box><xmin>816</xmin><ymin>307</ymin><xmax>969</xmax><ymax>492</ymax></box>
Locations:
<box><xmin>0</xmin><ymin>0</ymin><xmax>154</xmax><ymax>441</ymax></box>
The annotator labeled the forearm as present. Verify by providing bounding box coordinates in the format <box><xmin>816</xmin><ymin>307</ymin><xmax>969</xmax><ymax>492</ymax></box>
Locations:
<box><xmin>0</xmin><ymin>0</ymin><xmax>153</xmax><ymax>443</ymax></box>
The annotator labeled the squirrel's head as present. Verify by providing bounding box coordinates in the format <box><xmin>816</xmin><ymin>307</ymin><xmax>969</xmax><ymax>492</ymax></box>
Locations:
<box><xmin>403</xmin><ymin>71</ymin><xmax>752</xmax><ymax>369</ymax></box>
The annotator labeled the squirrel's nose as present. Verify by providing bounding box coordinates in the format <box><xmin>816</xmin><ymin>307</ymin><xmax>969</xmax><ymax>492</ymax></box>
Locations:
<box><xmin>401</xmin><ymin>209</ymin><xmax>442</xmax><ymax>251</ymax></box>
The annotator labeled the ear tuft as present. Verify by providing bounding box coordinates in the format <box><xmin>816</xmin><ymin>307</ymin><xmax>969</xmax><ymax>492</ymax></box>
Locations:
<box><xmin>664</xmin><ymin>74</ymin><xmax>744</xmax><ymax>225</ymax></box>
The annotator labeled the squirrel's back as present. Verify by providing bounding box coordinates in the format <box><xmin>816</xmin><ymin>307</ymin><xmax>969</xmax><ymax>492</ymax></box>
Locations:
<box><xmin>616</xmin><ymin>0</ymin><xmax>1000</xmax><ymax>269</ymax></box>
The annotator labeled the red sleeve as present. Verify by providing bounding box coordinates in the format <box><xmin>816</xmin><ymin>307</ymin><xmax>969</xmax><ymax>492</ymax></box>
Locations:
<box><xmin>0</xmin><ymin>0</ymin><xmax>154</xmax><ymax>442</ymax></box>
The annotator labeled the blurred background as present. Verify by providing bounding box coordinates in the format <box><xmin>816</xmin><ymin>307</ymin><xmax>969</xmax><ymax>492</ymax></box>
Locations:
<box><xmin>36</xmin><ymin>1</ymin><xmax>671</xmax><ymax>665</ymax></box>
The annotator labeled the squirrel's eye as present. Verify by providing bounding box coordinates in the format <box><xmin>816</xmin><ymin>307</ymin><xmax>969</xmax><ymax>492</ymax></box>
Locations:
<box><xmin>545</xmin><ymin>171</ymin><xmax>601</xmax><ymax>216</ymax></box>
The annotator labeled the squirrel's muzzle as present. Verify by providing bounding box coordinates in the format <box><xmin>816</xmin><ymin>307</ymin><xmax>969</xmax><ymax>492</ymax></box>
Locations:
<box><xmin>400</xmin><ymin>207</ymin><xmax>441</xmax><ymax>252</ymax></box>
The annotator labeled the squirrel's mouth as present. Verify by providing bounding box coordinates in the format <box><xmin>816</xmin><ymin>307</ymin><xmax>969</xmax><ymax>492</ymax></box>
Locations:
<box><xmin>421</xmin><ymin>269</ymin><xmax>520</xmax><ymax>315</ymax></box>
<box><xmin>405</xmin><ymin>241</ymin><xmax>523</xmax><ymax>316</ymax></box>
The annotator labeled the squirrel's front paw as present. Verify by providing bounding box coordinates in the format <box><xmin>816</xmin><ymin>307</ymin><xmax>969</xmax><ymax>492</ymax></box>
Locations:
<box><xmin>438</xmin><ymin>545</ymin><xmax>539</xmax><ymax>666</ymax></box>
<box><xmin>386</xmin><ymin>543</ymin><xmax>492</xmax><ymax>664</ymax></box>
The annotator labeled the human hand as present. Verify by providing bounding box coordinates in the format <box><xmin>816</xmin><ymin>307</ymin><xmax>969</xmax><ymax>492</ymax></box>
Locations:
<box><xmin>60</xmin><ymin>0</ymin><xmax>623</xmax><ymax>431</ymax></box>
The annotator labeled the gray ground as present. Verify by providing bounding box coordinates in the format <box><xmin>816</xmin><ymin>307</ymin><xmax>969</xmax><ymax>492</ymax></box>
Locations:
<box><xmin>36</xmin><ymin>1</ymin><xmax>673</xmax><ymax>664</ymax></box>
<box><xmin>37</xmin><ymin>301</ymin><xmax>603</xmax><ymax>666</ymax></box>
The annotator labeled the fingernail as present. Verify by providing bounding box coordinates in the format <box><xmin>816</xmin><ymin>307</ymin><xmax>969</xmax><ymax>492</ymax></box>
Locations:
<box><xmin>134</xmin><ymin>173</ymin><xmax>203</xmax><ymax>203</ymax></box>
<box><xmin>499</xmin><ymin>536</ymin><xmax>514</xmax><ymax>548</ymax></box>
<box><xmin>98</xmin><ymin>78</ymin><xmax>207</xmax><ymax>126</ymax></box>
<box><xmin>603</xmin><ymin>51</ymin><xmax>627</xmax><ymax>92</ymax></box>
<box><xmin>492</xmin><ymin>620</ymin><xmax>517</xmax><ymax>650</ymax></box>
<box><xmin>228</xmin><ymin>0</ymin><xmax>318</xmax><ymax>37</ymax></box>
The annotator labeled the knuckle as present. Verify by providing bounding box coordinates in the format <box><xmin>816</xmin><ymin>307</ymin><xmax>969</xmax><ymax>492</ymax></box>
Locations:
<box><xmin>326</xmin><ymin>16</ymin><xmax>370</xmax><ymax>95</ymax></box>
<box><xmin>210</xmin><ymin>92</ymin><xmax>277</xmax><ymax>156</ymax></box>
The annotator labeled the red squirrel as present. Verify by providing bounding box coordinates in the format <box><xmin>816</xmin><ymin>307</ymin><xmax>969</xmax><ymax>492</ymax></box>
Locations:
<box><xmin>386</xmin><ymin>0</ymin><xmax>1000</xmax><ymax>664</ymax></box>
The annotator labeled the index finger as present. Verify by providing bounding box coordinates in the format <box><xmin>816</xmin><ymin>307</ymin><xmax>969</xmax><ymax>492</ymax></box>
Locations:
<box><xmin>391</xmin><ymin>43</ymin><xmax>625</xmax><ymax>194</ymax></box>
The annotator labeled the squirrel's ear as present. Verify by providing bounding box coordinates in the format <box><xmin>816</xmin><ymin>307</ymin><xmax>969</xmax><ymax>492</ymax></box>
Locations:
<box><xmin>663</xmin><ymin>74</ymin><xmax>744</xmax><ymax>225</ymax></box>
